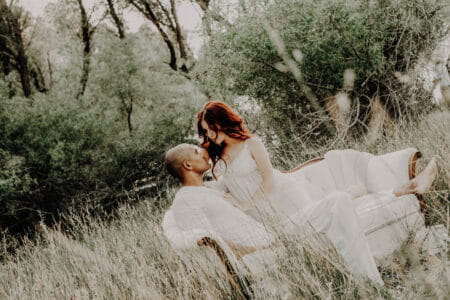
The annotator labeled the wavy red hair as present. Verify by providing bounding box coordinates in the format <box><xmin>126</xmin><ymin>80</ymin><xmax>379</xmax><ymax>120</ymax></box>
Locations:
<box><xmin>197</xmin><ymin>101</ymin><xmax>251</xmax><ymax>178</ymax></box>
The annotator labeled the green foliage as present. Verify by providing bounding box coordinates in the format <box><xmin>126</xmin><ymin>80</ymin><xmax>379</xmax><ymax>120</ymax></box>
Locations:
<box><xmin>0</xmin><ymin>86</ymin><xmax>196</xmax><ymax>233</ymax></box>
<box><xmin>0</xmin><ymin>22</ymin><xmax>202</xmax><ymax>234</ymax></box>
<box><xmin>0</xmin><ymin>150</ymin><xmax>35</xmax><ymax>205</ymax></box>
<box><xmin>198</xmin><ymin>0</ymin><xmax>446</xmax><ymax>133</ymax></box>
<box><xmin>0</xmin><ymin>75</ymin><xmax>8</xmax><ymax>99</ymax></box>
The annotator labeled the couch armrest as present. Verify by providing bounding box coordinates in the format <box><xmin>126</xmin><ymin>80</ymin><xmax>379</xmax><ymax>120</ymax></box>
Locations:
<box><xmin>408</xmin><ymin>152</ymin><xmax>428</xmax><ymax>219</ymax></box>
<box><xmin>281</xmin><ymin>157</ymin><xmax>324</xmax><ymax>173</ymax></box>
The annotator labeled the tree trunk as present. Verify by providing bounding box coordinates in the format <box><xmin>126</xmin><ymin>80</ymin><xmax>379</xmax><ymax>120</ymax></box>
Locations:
<box><xmin>77</xmin><ymin>55</ymin><xmax>90</xmax><ymax>100</ymax></box>
<box><xmin>15</xmin><ymin>50</ymin><xmax>32</xmax><ymax>97</ymax></box>
<box><xmin>106</xmin><ymin>0</ymin><xmax>125</xmax><ymax>39</ymax></box>
<box><xmin>169</xmin><ymin>0</ymin><xmax>188</xmax><ymax>72</ymax></box>
<box><xmin>121</xmin><ymin>95</ymin><xmax>133</xmax><ymax>136</ymax></box>
<box><xmin>127</xmin><ymin>99</ymin><xmax>133</xmax><ymax>136</ymax></box>
<box><xmin>76</xmin><ymin>0</ymin><xmax>93</xmax><ymax>100</ymax></box>
<box><xmin>47</xmin><ymin>51</ymin><xmax>53</xmax><ymax>89</ymax></box>
<box><xmin>30</xmin><ymin>62</ymin><xmax>48</xmax><ymax>93</ymax></box>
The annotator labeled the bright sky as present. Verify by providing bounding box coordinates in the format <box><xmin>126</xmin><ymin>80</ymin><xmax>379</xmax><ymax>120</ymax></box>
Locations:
<box><xmin>19</xmin><ymin>0</ymin><xmax>204</xmax><ymax>55</ymax></box>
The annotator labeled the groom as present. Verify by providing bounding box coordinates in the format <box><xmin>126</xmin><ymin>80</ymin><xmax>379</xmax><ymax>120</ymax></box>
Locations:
<box><xmin>164</xmin><ymin>143</ymin><xmax>384</xmax><ymax>284</ymax></box>
<box><xmin>164</xmin><ymin>143</ymin><xmax>274</xmax><ymax>258</ymax></box>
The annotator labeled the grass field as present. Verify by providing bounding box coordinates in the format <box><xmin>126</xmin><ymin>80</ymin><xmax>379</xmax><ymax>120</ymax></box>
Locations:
<box><xmin>1</xmin><ymin>110</ymin><xmax>449</xmax><ymax>299</ymax></box>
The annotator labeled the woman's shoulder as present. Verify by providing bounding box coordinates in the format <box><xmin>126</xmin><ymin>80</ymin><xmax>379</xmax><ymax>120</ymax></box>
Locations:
<box><xmin>246</xmin><ymin>136</ymin><xmax>265</xmax><ymax>149</ymax></box>
<box><xmin>245</xmin><ymin>136</ymin><xmax>268</xmax><ymax>159</ymax></box>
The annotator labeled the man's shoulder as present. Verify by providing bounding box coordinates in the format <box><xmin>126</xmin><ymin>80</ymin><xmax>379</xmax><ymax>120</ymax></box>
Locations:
<box><xmin>174</xmin><ymin>186</ymin><xmax>213</xmax><ymax>203</ymax></box>
<box><xmin>176</xmin><ymin>186</ymin><xmax>211</xmax><ymax>196</ymax></box>
<box><xmin>174</xmin><ymin>185</ymin><xmax>227</xmax><ymax>206</ymax></box>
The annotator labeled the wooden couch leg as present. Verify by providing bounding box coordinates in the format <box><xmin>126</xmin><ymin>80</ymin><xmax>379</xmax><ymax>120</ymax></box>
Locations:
<box><xmin>198</xmin><ymin>237</ymin><xmax>253</xmax><ymax>299</ymax></box>
<box><xmin>409</xmin><ymin>151</ymin><xmax>429</xmax><ymax>224</ymax></box>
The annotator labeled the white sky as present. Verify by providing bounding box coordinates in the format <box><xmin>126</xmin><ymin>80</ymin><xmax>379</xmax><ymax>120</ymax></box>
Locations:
<box><xmin>18</xmin><ymin>0</ymin><xmax>204</xmax><ymax>55</ymax></box>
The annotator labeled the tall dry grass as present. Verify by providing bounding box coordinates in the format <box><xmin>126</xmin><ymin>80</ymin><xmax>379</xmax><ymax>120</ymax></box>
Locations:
<box><xmin>1</xmin><ymin>110</ymin><xmax>449</xmax><ymax>300</ymax></box>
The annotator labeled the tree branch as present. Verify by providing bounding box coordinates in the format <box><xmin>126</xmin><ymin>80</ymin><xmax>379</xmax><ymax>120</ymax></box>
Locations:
<box><xmin>106</xmin><ymin>0</ymin><xmax>125</xmax><ymax>39</ymax></box>
<box><xmin>128</xmin><ymin>0</ymin><xmax>178</xmax><ymax>71</ymax></box>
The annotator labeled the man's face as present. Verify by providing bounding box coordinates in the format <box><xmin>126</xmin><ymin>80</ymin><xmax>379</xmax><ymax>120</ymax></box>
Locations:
<box><xmin>186</xmin><ymin>145</ymin><xmax>211</xmax><ymax>173</ymax></box>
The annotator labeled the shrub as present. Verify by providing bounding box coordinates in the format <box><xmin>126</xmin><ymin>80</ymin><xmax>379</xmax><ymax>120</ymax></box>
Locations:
<box><xmin>0</xmin><ymin>88</ymin><xmax>198</xmax><ymax>235</ymax></box>
<box><xmin>197</xmin><ymin>0</ymin><xmax>447</xmax><ymax>137</ymax></box>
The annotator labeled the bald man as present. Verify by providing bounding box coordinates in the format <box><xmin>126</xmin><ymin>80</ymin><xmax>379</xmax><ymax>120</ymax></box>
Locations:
<box><xmin>164</xmin><ymin>144</ymin><xmax>274</xmax><ymax>257</ymax></box>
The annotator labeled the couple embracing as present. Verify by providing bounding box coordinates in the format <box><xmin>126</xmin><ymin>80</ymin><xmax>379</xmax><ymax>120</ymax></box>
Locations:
<box><xmin>164</xmin><ymin>101</ymin><xmax>437</xmax><ymax>286</ymax></box>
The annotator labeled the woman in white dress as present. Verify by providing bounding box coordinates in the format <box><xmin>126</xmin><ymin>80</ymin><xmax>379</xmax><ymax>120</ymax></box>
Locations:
<box><xmin>197</xmin><ymin>101</ymin><xmax>436</xmax><ymax>218</ymax></box>
<box><xmin>196</xmin><ymin>100</ymin><xmax>437</xmax><ymax>284</ymax></box>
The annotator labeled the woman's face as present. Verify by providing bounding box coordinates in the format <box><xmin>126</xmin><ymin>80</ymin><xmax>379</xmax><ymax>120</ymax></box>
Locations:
<box><xmin>201</xmin><ymin>119</ymin><xmax>226</xmax><ymax>145</ymax></box>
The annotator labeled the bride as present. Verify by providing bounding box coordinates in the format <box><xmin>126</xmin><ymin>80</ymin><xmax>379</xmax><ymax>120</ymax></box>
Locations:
<box><xmin>197</xmin><ymin>101</ymin><xmax>437</xmax><ymax>219</ymax></box>
<box><xmin>196</xmin><ymin>100</ymin><xmax>438</xmax><ymax>284</ymax></box>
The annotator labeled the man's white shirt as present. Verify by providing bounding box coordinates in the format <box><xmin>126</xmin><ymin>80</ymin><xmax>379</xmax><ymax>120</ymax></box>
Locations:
<box><xmin>171</xmin><ymin>186</ymin><xmax>273</xmax><ymax>248</ymax></box>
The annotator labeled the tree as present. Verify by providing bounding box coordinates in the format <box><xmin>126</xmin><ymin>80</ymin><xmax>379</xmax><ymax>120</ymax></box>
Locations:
<box><xmin>0</xmin><ymin>0</ymin><xmax>32</xmax><ymax>97</ymax></box>
<box><xmin>198</xmin><ymin>0</ymin><xmax>447</xmax><ymax>137</ymax></box>
<box><xmin>127</xmin><ymin>0</ymin><xmax>192</xmax><ymax>72</ymax></box>
<box><xmin>74</xmin><ymin>0</ymin><xmax>97</xmax><ymax>99</ymax></box>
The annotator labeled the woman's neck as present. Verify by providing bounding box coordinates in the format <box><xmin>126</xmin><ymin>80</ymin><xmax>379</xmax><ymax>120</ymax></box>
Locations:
<box><xmin>222</xmin><ymin>137</ymin><xmax>247</xmax><ymax>161</ymax></box>
<box><xmin>223</xmin><ymin>136</ymin><xmax>245</xmax><ymax>147</ymax></box>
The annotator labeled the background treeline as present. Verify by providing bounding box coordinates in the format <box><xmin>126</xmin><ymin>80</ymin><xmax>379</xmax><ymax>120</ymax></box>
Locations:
<box><xmin>0</xmin><ymin>0</ymin><xmax>448</xmax><ymax>237</ymax></box>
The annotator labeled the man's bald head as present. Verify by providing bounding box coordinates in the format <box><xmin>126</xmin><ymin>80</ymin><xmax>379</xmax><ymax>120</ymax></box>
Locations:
<box><xmin>164</xmin><ymin>144</ymin><xmax>193</xmax><ymax>181</ymax></box>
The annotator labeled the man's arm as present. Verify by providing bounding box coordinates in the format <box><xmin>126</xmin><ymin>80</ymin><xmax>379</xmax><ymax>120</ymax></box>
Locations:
<box><xmin>201</xmin><ymin>189</ymin><xmax>276</xmax><ymax>254</ymax></box>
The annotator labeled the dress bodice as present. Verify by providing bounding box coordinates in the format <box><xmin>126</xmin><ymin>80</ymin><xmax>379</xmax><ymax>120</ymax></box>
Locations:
<box><xmin>217</xmin><ymin>139</ymin><xmax>313</xmax><ymax>221</ymax></box>
<box><xmin>216</xmin><ymin>140</ymin><xmax>262</xmax><ymax>205</ymax></box>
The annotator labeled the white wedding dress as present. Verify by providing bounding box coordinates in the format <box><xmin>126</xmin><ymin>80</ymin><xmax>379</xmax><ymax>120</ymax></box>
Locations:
<box><xmin>214</xmin><ymin>139</ymin><xmax>371</xmax><ymax>220</ymax></box>
<box><xmin>212</xmin><ymin>138</ymin><xmax>395</xmax><ymax>284</ymax></box>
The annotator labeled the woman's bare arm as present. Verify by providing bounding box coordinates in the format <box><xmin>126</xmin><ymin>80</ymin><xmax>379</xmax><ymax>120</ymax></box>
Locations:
<box><xmin>246</xmin><ymin>137</ymin><xmax>275</xmax><ymax>205</ymax></box>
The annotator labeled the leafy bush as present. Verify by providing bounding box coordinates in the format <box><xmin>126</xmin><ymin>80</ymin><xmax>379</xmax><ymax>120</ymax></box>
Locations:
<box><xmin>198</xmin><ymin>0</ymin><xmax>447</xmax><ymax>135</ymax></box>
<box><xmin>0</xmin><ymin>84</ymin><xmax>197</xmax><ymax>235</ymax></box>
<box><xmin>0</xmin><ymin>17</ymin><xmax>207</xmax><ymax>235</ymax></box>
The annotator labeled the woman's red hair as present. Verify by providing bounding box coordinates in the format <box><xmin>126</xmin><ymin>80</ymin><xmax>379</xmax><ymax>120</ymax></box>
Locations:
<box><xmin>197</xmin><ymin>101</ymin><xmax>251</xmax><ymax>178</ymax></box>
